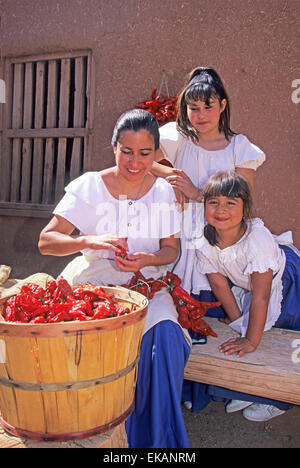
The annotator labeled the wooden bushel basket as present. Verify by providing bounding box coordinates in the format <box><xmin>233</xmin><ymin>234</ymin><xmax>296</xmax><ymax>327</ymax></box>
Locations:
<box><xmin>0</xmin><ymin>286</ymin><xmax>148</xmax><ymax>442</ymax></box>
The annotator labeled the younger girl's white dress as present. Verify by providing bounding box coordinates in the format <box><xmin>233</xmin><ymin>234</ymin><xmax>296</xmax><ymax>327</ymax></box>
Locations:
<box><xmin>159</xmin><ymin>121</ymin><xmax>266</xmax><ymax>294</ymax></box>
<box><xmin>195</xmin><ymin>218</ymin><xmax>300</xmax><ymax>336</ymax></box>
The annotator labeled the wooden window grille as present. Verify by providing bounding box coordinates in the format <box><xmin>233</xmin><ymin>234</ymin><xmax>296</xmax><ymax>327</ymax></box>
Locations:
<box><xmin>0</xmin><ymin>50</ymin><xmax>94</xmax><ymax>217</ymax></box>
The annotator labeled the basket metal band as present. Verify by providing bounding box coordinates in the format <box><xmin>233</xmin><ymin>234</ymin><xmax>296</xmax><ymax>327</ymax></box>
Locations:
<box><xmin>0</xmin><ymin>354</ymin><xmax>139</xmax><ymax>392</ymax></box>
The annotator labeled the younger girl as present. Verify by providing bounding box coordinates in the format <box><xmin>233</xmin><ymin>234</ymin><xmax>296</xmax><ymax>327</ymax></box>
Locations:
<box><xmin>195</xmin><ymin>171</ymin><xmax>300</xmax><ymax>421</ymax></box>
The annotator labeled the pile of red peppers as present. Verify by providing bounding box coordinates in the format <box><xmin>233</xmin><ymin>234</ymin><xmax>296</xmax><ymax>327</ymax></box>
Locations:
<box><xmin>122</xmin><ymin>270</ymin><xmax>219</xmax><ymax>337</ymax></box>
<box><xmin>136</xmin><ymin>88</ymin><xmax>178</xmax><ymax>125</ymax></box>
<box><xmin>2</xmin><ymin>276</ymin><xmax>132</xmax><ymax>324</ymax></box>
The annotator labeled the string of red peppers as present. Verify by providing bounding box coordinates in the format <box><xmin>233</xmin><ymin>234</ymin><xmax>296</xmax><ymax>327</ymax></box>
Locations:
<box><xmin>121</xmin><ymin>270</ymin><xmax>219</xmax><ymax>338</ymax></box>
<box><xmin>136</xmin><ymin>88</ymin><xmax>178</xmax><ymax>125</ymax></box>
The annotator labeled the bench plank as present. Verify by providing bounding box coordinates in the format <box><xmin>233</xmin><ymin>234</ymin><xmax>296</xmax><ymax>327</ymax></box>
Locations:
<box><xmin>184</xmin><ymin>318</ymin><xmax>300</xmax><ymax>405</ymax></box>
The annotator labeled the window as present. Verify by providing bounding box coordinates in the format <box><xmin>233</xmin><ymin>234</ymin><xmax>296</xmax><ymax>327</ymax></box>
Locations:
<box><xmin>0</xmin><ymin>50</ymin><xmax>94</xmax><ymax>217</ymax></box>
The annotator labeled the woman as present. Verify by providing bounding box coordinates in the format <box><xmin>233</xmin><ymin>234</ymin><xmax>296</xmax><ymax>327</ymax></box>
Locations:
<box><xmin>38</xmin><ymin>109</ymin><xmax>191</xmax><ymax>448</ymax></box>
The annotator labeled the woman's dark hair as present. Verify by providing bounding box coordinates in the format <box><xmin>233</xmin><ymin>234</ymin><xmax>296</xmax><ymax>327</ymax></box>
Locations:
<box><xmin>177</xmin><ymin>66</ymin><xmax>235</xmax><ymax>142</ymax></box>
<box><xmin>111</xmin><ymin>109</ymin><xmax>160</xmax><ymax>150</ymax></box>
<box><xmin>203</xmin><ymin>171</ymin><xmax>253</xmax><ymax>246</ymax></box>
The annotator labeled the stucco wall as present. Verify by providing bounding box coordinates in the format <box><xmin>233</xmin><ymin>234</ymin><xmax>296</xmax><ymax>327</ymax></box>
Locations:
<box><xmin>0</xmin><ymin>0</ymin><xmax>299</xmax><ymax>278</ymax></box>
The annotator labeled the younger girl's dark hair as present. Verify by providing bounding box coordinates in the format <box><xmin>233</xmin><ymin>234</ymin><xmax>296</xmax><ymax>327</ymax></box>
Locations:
<box><xmin>203</xmin><ymin>171</ymin><xmax>253</xmax><ymax>246</ymax></box>
<box><xmin>177</xmin><ymin>66</ymin><xmax>235</xmax><ymax>142</ymax></box>
<box><xmin>111</xmin><ymin>108</ymin><xmax>160</xmax><ymax>150</ymax></box>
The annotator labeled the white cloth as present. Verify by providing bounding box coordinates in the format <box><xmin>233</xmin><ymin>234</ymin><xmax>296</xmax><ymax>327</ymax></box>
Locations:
<box><xmin>159</xmin><ymin>122</ymin><xmax>266</xmax><ymax>294</ymax></box>
<box><xmin>53</xmin><ymin>172</ymin><xmax>191</xmax><ymax>345</ymax></box>
<box><xmin>195</xmin><ymin>218</ymin><xmax>295</xmax><ymax>336</ymax></box>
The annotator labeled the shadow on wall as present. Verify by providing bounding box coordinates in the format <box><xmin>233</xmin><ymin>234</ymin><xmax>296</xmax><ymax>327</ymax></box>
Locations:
<box><xmin>3</xmin><ymin>217</ymin><xmax>78</xmax><ymax>279</ymax></box>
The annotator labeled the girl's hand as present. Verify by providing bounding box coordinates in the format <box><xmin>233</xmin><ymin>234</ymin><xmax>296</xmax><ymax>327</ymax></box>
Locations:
<box><xmin>218</xmin><ymin>337</ymin><xmax>256</xmax><ymax>357</ymax></box>
<box><xmin>166</xmin><ymin>169</ymin><xmax>201</xmax><ymax>201</ymax></box>
<box><xmin>114</xmin><ymin>252</ymin><xmax>149</xmax><ymax>273</ymax></box>
<box><xmin>173</xmin><ymin>187</ymin><xmax>189</xmax><ymax>211</ymax></box>
<box><xmin>85</xmin><ymin>235</ymin><xmax>128</xmax><ymax>253</ymax></box>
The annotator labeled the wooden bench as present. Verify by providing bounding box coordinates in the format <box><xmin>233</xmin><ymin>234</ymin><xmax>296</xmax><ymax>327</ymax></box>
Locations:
<box><xmin>184</xmin><ymin>317</ymin><xmax>300</xmax><ymax>405</ymax></box>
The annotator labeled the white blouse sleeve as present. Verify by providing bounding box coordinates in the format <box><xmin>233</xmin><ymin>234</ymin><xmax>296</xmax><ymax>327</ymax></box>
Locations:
<box><xmin>53</xmin><ymin>172</ymin><xmax>99</xmax><ymax>233</ymax></box>
<box><xmin>243</xmin><ymin>227</ymin><xmax>282</xmax><ymax>275</ymax></box>
<box><xmin>153</xmin><ymin>179</ymin><xmax>182</xmax><ymax>238</ymax></box>
<box><xmin>53</xmin><ymin>192</ymin><xmax>94</xmax><ymax>234</ymax></box>
<box><xmin>159</xmin><ymin>122</ymin><xmax>185</xmax><ymax>165</ymax></box>
<box><xmin>195</xmin><ymin>245</ymin><xmax>219</xmax><ymax>275</ymax></box>
<box><xmin>233</xmin><ymin>134</ymin><xmax>266</xmax><ymax>170</ymax></box>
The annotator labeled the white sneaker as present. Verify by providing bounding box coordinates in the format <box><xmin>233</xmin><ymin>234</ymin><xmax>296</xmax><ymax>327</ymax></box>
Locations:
<box><xmin>225</xmin><ymin>399</ymin><xmax>253</xmax><ymax>413</ymax></box>
<box><xmin>183</xmin><ymin>401</ymin><xmax>192</xmax><ymax>410</ymax></box>
<box><xmin>243</xmin><ymin>404</ymin><xmax>286</xmax><ymax>422</ymax></box>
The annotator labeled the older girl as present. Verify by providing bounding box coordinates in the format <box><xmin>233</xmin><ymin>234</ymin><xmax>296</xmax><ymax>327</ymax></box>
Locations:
<box><xmin>152</xmin><ymin>67</ymin><xmax>265</xmax><ymax>297</ymax></box>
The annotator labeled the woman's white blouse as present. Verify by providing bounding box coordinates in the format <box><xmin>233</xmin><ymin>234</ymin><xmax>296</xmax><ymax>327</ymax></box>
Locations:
<box><xmin>53</xmin><ymin>172</ymin><xmax>191</xmax><ymax>344</ymax></box>
<box><xmin>159</xmin><ymin>122</ymin><xmax>266</xmax><ymax>294</ymax></box>
<box><xmin>195</xmin><ymin>219</ymin><xmax>289</xmax><ymax>335</ymax></box>
<box><xmin>54</xmin><ymin>171</ymin><xmax>181</xmax><ymax>260</ymax></box>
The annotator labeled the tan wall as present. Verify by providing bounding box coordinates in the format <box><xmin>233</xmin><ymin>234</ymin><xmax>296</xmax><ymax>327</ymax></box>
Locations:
<box><xmin>0</xmin><ymin>0</ymin><xmax>299</xmax><ymax>278</ymax></box>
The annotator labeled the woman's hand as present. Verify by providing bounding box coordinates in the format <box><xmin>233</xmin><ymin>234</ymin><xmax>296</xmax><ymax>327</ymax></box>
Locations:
<box><xmin>84</xmin><ymin>235</ymin><xmax>128</xmax><ymax>253</ymax></box>
<box><xmin>218</xmin><ymin>337</ymin><xmax>256</xmax><ymax>358</ymax></box>
<box><xmin>166</xmin><ymin>169</ymin><xmax>201</xmax><ymax>201</ymax></box>
<box><xmin>114</xmin><ymin>236</ymin><xmax>178</xmax><ymax>273</ymax></box>
<box><xmin>114</xmin><ymin>252</ymin><xmax>149</xmax><ymax>273</ymax></box>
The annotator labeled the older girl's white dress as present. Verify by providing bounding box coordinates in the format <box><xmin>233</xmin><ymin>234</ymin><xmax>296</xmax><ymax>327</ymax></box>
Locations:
<box><xmin>195</xmin><ymin>218</ymin><xmax>299</xmax><ymax>336</ymax></box>
<box><xmin>159</xmin><ymin>122</ymin><xmax>266</xmax><ymax>294</ymax></box>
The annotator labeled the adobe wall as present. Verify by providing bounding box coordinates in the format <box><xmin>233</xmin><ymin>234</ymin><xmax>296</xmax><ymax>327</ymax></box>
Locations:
<box><xmin>0</xmin><ymin>0</ymin><xmax>299</xmax><ymax>278</ymax></box>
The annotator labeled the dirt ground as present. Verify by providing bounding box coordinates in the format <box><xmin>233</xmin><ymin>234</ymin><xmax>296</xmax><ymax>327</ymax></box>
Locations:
<box><xmin>183</xmin><ymin>400</ymin><xmax>300</xmax><ymax>448</ymax></box>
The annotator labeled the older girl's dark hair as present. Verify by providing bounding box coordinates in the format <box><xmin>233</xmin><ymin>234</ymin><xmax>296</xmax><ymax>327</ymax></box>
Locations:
<box><xmin>177</xmin><ymin>67</ymin><xmax>235</xmax><ymax>143</ymax></box>
<box><xmin>111</xmin><ymin>108</ymin><xmax>160</xmax><ymax>150</ymax></box>
<box><xmin>203</xmin><ymin>171</ymin><xmax>253</xmax><ymax>246</ymax></box>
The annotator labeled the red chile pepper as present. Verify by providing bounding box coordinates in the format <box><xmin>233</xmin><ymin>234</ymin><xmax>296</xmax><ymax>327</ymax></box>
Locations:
<box><xmin>4</xmin><ymin>296</ymin><xmax>17</xmax><ymax>321</ymax></box>
<box><xmin>115</xmin><ymin>247</ymin><xmax>128</xmax><ymax>260</ymax></box>
<box><xmin>48</xmin><ymin>311</ymin><xmax>70</xmax><ymax>323</ymax></box>
<box><xmin>178</xmin><ymin>305</ymin><xmax>189</xmax><ymax>318</ymax></box>
<box><xmin>26</xmin><ymin>304</ymin><xmax>49</xmax><ymax>318</ymax></box>
<box><xmin>16</xmin><ymin>293</ymin><xmax>42</xmax><ymax>313</ymax></box>
<box><xmin>190</xmin><ymin>317</ymin><xmax>218</xmax><ymax>337</ymax></box>
<box><xmin>56</xmin><ymin>275</ymin><xmax>74</xmax><ymax>298</ymax></box>
<box><xmin>45</xmin><ymin>280</ymin><xmax>58</xmax><ymax>294</ymax></box>
<box><xmin>136</xmin><ymin>89</ymin><xmax>178</xmax><ymax>124</ymax></box>
<box><xmin>30</xmin><ymin>315</ymin><xmax>47</xmax><ymax>324</ymax></box>
<box><xmin>21</xmin><ymin>283</ymin><xmax>45</xmax><ymax>299</ymax></box>
<box><xmin>15</xmin><ymin>308</ymin><xmax>29</xmax><ymax>323</ymax></box>
<box><xmin>92</xmin><ymin>303</ymin><xmax>111</xmax><ymax>320</ymax></box>
<box><xmin>68</xmin><ymin>309</ymin><xmax>89</xmax><ymax>321</ymax></box>
<box><xmin>166</xmin><ymin>271</ymin><xmax>181</xmax><ymax>286</ymax></box>
<box><xmin>178</xmin><ymin>316</ymin><xmax>191</xmax><ymax>329</ymax></box>
<box><xmin>73</xmin><ymin>284</ymin><xmax>109</xmax><ymax>300</ymax></box>
<box><xmin>114</xmin><ymin>304</ymin><xmax>130</xmax><ymax>316</ymax></box>
<box><xmin>170</xmin><ymin>286</ymin><xmax>201</xmax><ymax>307</ymax></box>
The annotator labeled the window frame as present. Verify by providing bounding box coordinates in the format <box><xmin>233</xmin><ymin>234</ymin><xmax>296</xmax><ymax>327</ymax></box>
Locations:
<box><xmin>0</xmin><ymin>49</ymin><xmax>95</xmax><ymax>218</ymax></box>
